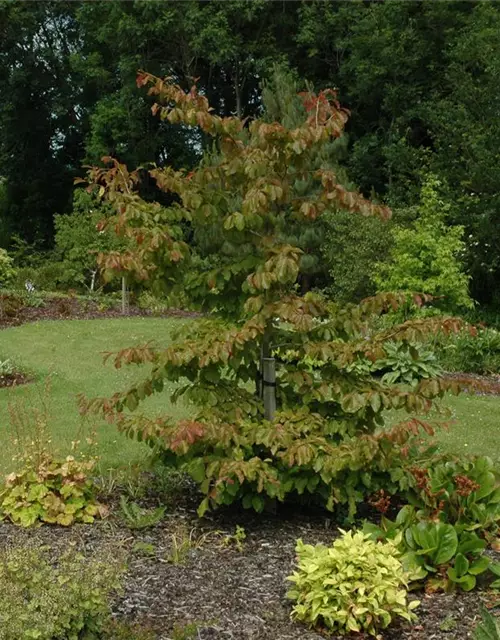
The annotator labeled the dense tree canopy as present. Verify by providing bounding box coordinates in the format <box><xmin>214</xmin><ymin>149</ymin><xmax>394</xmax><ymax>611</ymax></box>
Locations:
<box><xmin>0</xmin><ymin>0</ymin><xmax>498</xmax><ymax>303</ymax></box>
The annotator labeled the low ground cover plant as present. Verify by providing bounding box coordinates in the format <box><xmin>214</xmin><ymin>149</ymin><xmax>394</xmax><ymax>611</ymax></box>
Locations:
<box><xmin>0</xmin><ymin>396</ymin><xmax>106</xmax><ymax>527</ymax></box>
<box><xmin>0</xmin><ymin>452</ymin><xmax>105</xmax><ymax>527</ymax></box>
<box><xmin>406</xmin><ymin>455</ymin><xmax>500</xmax><ymax>535</ymax></box>
<box><xmin>364</xmin><ymin>502</ymin><xmax>497</xmax><ymax>593</ymax></box>
<box><xmin>119</xmin><ymin>495</ymin><xmax>165</xmax><ymax>529</ymax></box>
<box><xmin>287</xmin><ymin>530</ymin><xmax>419</xmax><ymax>636</ymax></box>
<box><xmin>0</xmin><ymin>545</ymin><xmax>124</xmax><ymax>640</ymax></box>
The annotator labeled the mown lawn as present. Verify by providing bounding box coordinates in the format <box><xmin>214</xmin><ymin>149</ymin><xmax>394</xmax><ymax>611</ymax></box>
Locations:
<box><xmin>0</xmin><ymin>317</ymin><xmax>191</xmax><ymax>475</ymax></box>
<box><xmin>1</xmin><ymin>317</ymin><xmax>500</xmax><ymax>476</ymax></box>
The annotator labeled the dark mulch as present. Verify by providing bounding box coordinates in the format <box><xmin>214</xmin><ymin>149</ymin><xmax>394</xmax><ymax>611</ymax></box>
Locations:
<box><xmin>0</xmin><ymin>498</ymin><xmax>494</xmax><ymax>640</ymax></box>
<box><xmin>0</xmin><ymin>371</ymin><xmax>31</xmax><ymax>388</ymax></box>
<box><xmin>444</xmin><ymin>372</ymin><xmax>500</xmax><ymax>396</ymax></box>
<box><xmin>0</xmin><ymin>296</ymin><xmax>200</xmax><ymax>331</ymax></box>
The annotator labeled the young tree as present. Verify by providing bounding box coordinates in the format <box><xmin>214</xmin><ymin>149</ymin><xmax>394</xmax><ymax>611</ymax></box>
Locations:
<box><xmin>82</xmin><ymin>73</ymin><xmax>465</xmax><ymax>518</ymax></box>
<box><xmin>54</xmin><ymin>189</ymin><xmax>125</xmax><ymax>292</ymax></box>
<box><xmin>374</xmin><ymin>176</ymin><xmax>473</xmax><ymax>312</ymax></box>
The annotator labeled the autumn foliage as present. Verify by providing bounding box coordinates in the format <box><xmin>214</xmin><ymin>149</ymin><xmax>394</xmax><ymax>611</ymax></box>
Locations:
<box><xmin>81</xmin><ymin>72</ymin><xmax>471</xmax><ymax>518</ymax></box>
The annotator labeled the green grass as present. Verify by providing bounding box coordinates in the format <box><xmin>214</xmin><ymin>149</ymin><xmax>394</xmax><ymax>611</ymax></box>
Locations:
<box><xmin>387</xmin><ymin>392</ymin><xmax>500</xmax><ymax>462</ymax></box>
<box><xmin>0</xmin><ymin>318</ymin><xmax>191</xmax><ymax>475</ymax></box>
<box><xmin>1</xmin><ymin>317</ymin><xmax>500</xmax><ymax>477</ymax></box>
<box><xmin>429</xmin><ymin>393</ymin><xmax>500</xmax><ymax>461</ymax></box>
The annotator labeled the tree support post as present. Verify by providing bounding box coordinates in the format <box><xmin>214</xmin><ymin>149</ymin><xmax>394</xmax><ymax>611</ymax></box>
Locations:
<box><xmin>262</xmin><ymin>357</ymin><xmax>276</xmax><ymax>421</ymax></box>
<box><xmin>121</xmin><ymin>276</ymin><xmax>128</xmax><ymax>315</ymax></box>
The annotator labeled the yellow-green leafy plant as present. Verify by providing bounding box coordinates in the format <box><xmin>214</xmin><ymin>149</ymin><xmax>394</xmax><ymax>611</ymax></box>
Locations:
<box><xmin>0</xmin><ymin>248</ymin><xmax>16</xmax><ymax>286</ymax></box>
<box><xmin>287</xmin><ymin>530</ymin><xmax>419</xmax><ymax>636</ymax></box>
<box><xmin>0</xmin><ymin>395</ymin><xmax>106</xmax><ymax>527</ymax></box>
<box><xmin>0</xmin><ymin>545</ymin><xmax>124</xmax><ymax>640</ymax></box>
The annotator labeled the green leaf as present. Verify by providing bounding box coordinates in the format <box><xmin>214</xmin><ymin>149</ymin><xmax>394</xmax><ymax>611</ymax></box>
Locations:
<box><xmin>125</xmin><ymin>391</ymin><xmax>138</xmax><ymax>412</ymax></box>
<box><xmin>252</xmin><ymin>495</ymin><xmax>265</xmax><ymax>513</ymax></box>
<box><xmin>453</xmin><ymin>553</ymin><xmax>469</xmax><ymax>578</ymax></box>
<box><xmin>469</xmin><ymin>556</ymin><xmax>490</xmax><ymax>575</ymax></box>
<box><xmin>197</xmin><ymin>497</ymin><xmax>210</xmax><ymax>518</ymax></box>
<box><xmin>458</xmin><ymin>532</ymin><xmax>487</xmax><ymax>556</ymax></box>
<box><xmin>187</xmin><ymin>458</ymin><xmax>206</xmax><ymax>483</ymax></box>
<box><xmin>474</xmin><ymin>607</ymin><xmax>500</xmax><ymax>640</ymax></box>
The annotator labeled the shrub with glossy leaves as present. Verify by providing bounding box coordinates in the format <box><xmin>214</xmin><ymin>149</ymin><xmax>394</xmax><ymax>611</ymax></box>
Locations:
<box><xmin>287</xmin><ymin>530</ymin><xmax>419</xmax><ymax>636</ymax></box>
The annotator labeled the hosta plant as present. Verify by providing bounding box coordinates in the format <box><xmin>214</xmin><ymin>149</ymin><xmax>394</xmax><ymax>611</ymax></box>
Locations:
<box><xmin>0</xmin><ymin>358</ymin><xmax>15</xmax><ymax>376</ymax></box>
<box><xmin>287</xmin><ymin>530</ymin><xmax>419</xmax><ymax>636</ymax></box>
<box><xmin>374</xmin><ymin>340</ymin><xmax>443</xmax><ymax>387</ymax></box>
<box><xmin>81</xmin><ymin>71</ymin><xmax>472</xmax><ymax>520</ymax></box>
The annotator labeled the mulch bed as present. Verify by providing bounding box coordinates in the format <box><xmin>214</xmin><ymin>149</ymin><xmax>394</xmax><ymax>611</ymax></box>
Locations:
<box><xmin>0</xmin><ymin>296</ymin><xmax>200</xmax><ymax>331</ymax></box>
<box><xmin>0</xmin><ymin>371</ymin><xmax>31</xmax><ymax>388</ymax></box>
<box><xmin>444</xmin><ymin>372</ymin><xmax>500</xmax><ymax>396</ymax></box>
<box><xmin>1</xmin><ymin>301</ymin><xmax>499</xmax><ymax>636</ymax></box>
<box><xmin>0</xmin><ymin>496</ymin><xmax>496</xmax><ymax>640</ymax></box>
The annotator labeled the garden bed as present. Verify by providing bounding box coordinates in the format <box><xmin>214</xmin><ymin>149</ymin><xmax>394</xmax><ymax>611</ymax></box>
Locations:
<box><xmin>0</xmin><ymin>498</ymin><xmax>495</xmax><ymax>639</ymax></box>
<box><xmin>0</xmin><ymin>295</ymin><xmax>200</xmax><ymax>330</ymax></box>
<box><xmin>444</xmin><ymin>372</ymin><xmax>500</xmax><ymax>396</ymax></box>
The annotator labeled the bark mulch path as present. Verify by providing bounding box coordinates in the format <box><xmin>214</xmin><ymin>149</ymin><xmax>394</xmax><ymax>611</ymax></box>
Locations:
<box><xmin>0</xmin><ymin>498</ymin><xmax>496</xmax><ymax>640</ymax></box>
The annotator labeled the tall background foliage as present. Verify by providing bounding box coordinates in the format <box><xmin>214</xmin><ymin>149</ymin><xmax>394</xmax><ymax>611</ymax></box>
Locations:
<box><xmin>0</xmin><ymin>0</ymin><xmax>497</xmax><ymax>304</ymax></box>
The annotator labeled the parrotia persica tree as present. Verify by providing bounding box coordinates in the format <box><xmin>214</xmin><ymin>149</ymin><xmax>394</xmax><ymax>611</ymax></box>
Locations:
<box><xmin>82</xmin><ymin>72</ymin><xmax>467</xmax><ymax>518</ymax></box>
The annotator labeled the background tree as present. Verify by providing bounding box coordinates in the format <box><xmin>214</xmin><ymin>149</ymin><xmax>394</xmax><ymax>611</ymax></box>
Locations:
<box><xmin>0</xmin><ymin>1</ymin><xmax>81</xmax><ymax>243</ymax></box>
<box><xmin>54</xmin><ymin>189</ymin><xmax>125</xmax><ymax>291</ymax></box>
<box><xmin>1</xmin><ymin>0</ymin><xmax>500</xmax><ymax>307</ymax></box>
<box><xmin>295</xmin><ymin>1</ymin><xmax>500</xmax><ymax>304</ymax></box>
<box><xmin>374</xmin><ymin>177</ymin><xmax>473</xmax><ymax>312</ymax></box>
